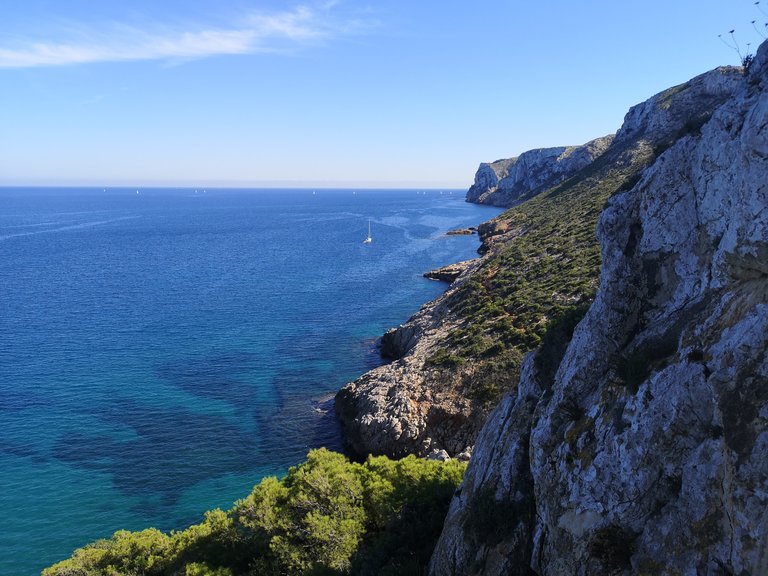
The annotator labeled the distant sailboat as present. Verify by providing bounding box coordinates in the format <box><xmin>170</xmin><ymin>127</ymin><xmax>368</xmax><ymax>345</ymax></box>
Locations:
<box><xmin>363</xmin><ymin>220</ymin><xmax>372</xmax><ymax>244</ymax></box>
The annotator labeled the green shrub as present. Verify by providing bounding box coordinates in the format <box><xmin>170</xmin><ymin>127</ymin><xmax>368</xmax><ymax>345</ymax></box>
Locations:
<box><xmin>425</xmin><ymin>348</ymin><xmax>464</xmax><ymax>368</ymax></box>
<box><xmin>44</xmin><ymin>450</ymin><xmax>466</xmax><ymax>576</ymax></box>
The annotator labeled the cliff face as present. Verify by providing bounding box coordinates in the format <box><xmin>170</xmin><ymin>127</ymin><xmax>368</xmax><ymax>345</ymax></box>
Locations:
<box><xmin>336</xmin><ymin>64</ymin><xmax>742</xmax><ymax>470</ymax></box>
<box><xmin>466</xmin><ymin>136</ymin><xmax>614</xmax><ymax>207</ymax></box>
<box><xmin>431</xmin><ymin>46</ymin><xmax>768</xmax><ymax>576</ymax></box>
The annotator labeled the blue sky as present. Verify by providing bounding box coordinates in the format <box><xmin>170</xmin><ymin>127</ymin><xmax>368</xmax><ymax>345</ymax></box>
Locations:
<box><xmin>0</xmin><ymin>0</ymin><xmax>765</xmax><ymax>188</ymax></box>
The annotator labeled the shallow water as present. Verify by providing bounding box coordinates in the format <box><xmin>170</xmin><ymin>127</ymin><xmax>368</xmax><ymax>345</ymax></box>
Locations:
<box><xmin>0</xmin><ymin>187</ymin><xmax>500</xmax><ymax>574</ymax></box>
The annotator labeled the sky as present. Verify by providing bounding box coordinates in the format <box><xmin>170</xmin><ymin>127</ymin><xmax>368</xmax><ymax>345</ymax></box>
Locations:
<box><xmin>0</xmin><ymin>0</ymin><xmax>765</xmax><ymax>188</ymax></box>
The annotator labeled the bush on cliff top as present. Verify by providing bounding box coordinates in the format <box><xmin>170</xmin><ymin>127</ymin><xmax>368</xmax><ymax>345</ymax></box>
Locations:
<box><xmin>43</xmin><ymin>449</ymin><xmax>466</xmax><ymax>576</ymax></box>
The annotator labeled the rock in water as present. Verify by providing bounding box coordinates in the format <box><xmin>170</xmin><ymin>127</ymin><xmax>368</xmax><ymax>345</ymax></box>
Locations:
<box><xmin>423</xmin><ymin>259</ymin><xmax>477</xmax><ymax>284</ymax></box>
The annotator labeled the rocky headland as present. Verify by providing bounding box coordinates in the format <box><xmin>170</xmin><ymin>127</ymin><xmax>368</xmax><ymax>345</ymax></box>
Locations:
<box><xmin>336</xmin><ymin>62</ymin><xmax>741</xmax><ymax>460</ymax></box>
<box><xmin>44</xmin><ymin>41</ymin><xmax>768</xmax><ymax>576</ymax></box>
<box><xmin>338</xmin><ymin>42</ymin><xmax>766</xmax><ymax>574</ymax></box>
<box><xmin>465</xmin><ymin>135</ymin><xmax>614</xmax><ymax>207</ymax></box>
<box><xmin>429</xmin><ymin>44</ymin><xmax>768</xmax><ymax>574</ymax></box>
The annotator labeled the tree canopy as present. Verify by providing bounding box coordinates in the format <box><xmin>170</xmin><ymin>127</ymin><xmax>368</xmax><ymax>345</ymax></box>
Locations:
<box><xmin>44</xmin><ymin>449</ymin><xmax>466</xmax><ymax>576</ymax></box>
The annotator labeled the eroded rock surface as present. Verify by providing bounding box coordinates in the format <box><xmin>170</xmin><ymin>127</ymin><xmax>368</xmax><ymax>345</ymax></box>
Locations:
<box><xmin>423</xmin><ymin>260</ymin><xmax>478</xmax><ymax>284</ymax></box>
<box><xmin>431</xmin><ymin>47</ymin><xmax>767</xmax><ymax>575</ymax></box>
<box><xmin>466</xmin><ymin>135</ymin><xmax>614</xmax><ymax>207</ymax></box>
<box><xmin>336</xmin><ymin>62</ymin><xmax>745</xmax><ymax>476</ymax></box>
<box><xmin>336</xmin><ymin>257</ymin><xmax>487</xmax><ymax>458</ymax></box>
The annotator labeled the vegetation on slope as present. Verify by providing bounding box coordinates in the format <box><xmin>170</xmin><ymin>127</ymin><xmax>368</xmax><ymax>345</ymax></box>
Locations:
<box><xmin>425</xmin><ymin>142</ymin><xmax>658</xmax><ymax>405</ymax></box>
<box><xmin>43</xmin><ymin>146</ymin><xmax>655</xmax><ymax>576</ymax></box>
<box><xmin>44</xmin><ymin>449</ymin><xmax>465</xmax><ymax>576</ymax></box>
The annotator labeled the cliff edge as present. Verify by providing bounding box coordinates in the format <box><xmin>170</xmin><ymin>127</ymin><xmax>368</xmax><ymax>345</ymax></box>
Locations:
<box><xmin>466</xmin><ymin>135</ymin><xmax>614</xmax><ymax>207</ymax></box>
<box><xmin>431</xmin><ymin>44</ymin><xmax>768</xmax><ymax>575</ymax></box>
<box><xmin>336</xmin><ymin>63</ymin><xmax>742</xmax><ymax>467</ymax></box>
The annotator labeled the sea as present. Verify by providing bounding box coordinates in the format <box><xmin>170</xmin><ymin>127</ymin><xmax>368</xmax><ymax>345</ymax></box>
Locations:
<box><xmin>0</xmin><ymin>187</ymin><xmax>500</xmax><ymax>575</ymax></box>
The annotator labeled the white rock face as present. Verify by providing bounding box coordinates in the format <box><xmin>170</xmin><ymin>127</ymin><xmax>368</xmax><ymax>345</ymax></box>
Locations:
<box><xmin>431</xmin><ymin>48</ymin><xmax>765</xmax><ymax>575</ymax></box>
<box><xmin>466</xmin><ymin>136</ymin><xmax>614</xmax><ymax>207</ymax></box>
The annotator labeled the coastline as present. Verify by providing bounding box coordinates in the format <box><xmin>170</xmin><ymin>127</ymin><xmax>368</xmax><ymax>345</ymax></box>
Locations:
<box><xmin>2</xmin><ymin>189</ymin><xmax>498</xmax><ymax>576</ymax></box>
<box><xmin>334</xmin><ymin>224</ymin><xmax>496</xmax><ymax>460</ymax></box>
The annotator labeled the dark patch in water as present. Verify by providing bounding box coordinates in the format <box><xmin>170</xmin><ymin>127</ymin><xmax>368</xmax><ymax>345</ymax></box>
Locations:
<box><xmin>52</xmin><ymin>400</ymin><xmax>261</xmax><ymax>506</ymax></box>
<box><xmin>155</xmin><ymin>351</ymin><xmax>260</xmax><ymax>407</ymax></box>
<box><xmin>0</xmin><ymin>440</ymin><xmax>48</xmax><ymax>463</ymax></box>
<box><xmin>0</xmin><ymin>389</ymin><xmax>51</xmax><ymax>411</ymax></box>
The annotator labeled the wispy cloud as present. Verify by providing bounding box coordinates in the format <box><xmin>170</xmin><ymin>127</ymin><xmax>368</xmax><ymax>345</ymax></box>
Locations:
<box><xmin>0</xmin><ymin>4</ymin><xmax>366</xmax><ymax>68</ymax></box>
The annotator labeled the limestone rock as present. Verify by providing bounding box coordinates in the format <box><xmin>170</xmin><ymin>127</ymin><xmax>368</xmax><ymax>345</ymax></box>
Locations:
<box><xmin>466</xmin><ymin>135</ymin><xmax>614</xmax><ymax>207</ymax></box>
<box><xmin>423</xmin><ymin>259</ymin><xmax>478</xmax><ymax>284</ymax></box>
<box><xmin>335</xmin><ymin>257</ymin><xmax>488</xmax><ymax>458</ymax></box>
<box><xmin>336</xmin><ymin>55</ymin><xmax>745</xmax><ymax>474</ymax></box>
<box><xmin>430</xmin><ymin>45</ymin><xmax>767</xmax><ymax>575</ymax></box>
<box><xmin>455</xmin><ymin>447</ymin><xmax>473</xmax><ymax>462</ymax></box>
<box><xmin>446</xmin><ymin>227</ymin><xmax>477</xmax><ymax>236</ymax></box>
<box><xmin>427</xmin><ymin>449</ymin><xmax>451</xmax><ymax>461</ymax></box>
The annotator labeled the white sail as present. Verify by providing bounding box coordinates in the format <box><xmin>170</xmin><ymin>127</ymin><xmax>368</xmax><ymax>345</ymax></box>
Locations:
<box><xmin>363</xmin><ymin>220</ymin><xmax>372</xmax><ymax>244</ymax></box>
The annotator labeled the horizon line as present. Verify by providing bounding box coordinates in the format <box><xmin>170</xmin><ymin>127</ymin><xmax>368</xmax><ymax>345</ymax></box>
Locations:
<box><xmin>0</xmin><ymin>183</ymin><xmax>470</xmax><ymax>191</ymax></box>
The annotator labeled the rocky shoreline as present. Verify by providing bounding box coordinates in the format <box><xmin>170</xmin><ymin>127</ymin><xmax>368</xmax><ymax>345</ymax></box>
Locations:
<box><xmin>432</xmin><ymin>44</ymin><xmax>768</xmax><ymax>574</ymax></box>
<box><xmin>422</xmin><ymin>259</ymin><xmax>477</xmax><ymax>284</ymax></box>
<box><xmin>445</xmin><ymin>227</ymin><xmax>477</xmax><ymax>235</ymax></box>
<box><xmin>335</xmin><ymin>59</ymin><xmax>744</xmax><ymax>467</ymax></box>
<box><xmin>335</xmin><ymin>252</ymin><xmax>489</xmax><ymax>459</ymax></box>
<box><xmin>333</xmin><ymin>42</ymin><xmax>768</xmax><ymax>574</ymax></box>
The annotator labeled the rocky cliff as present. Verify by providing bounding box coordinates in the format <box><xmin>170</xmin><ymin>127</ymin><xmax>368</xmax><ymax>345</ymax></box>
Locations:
<box><xmin>336</xmin><ymin>256</ymin><xmax>489</xmax><ymax>459</ymax></box>
<box><xmin>336</xmin><ymin>62</ymin><xmax>742</xmax><ymax>471</ymax></box>
<box><xmin>466</xmin><ymin>136</ymin><xmax>614</xmax><ymax>207</ymax></box>
<box><xmin>430</xmin><ymin>45</ymin><xmax>768</xmax><ymax>576</ymax></box>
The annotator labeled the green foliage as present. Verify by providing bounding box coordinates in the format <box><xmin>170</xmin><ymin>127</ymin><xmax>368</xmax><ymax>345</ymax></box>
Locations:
<box><xmin>425</xmin><ymin>347</ymin><xmax>464</xmax><ymax>368</ymax></box>
<box><xmin>265</xmin><ymin>449</ymin><xmax>367</xmax><ymax>574</ymax></box>
<box><xmin>185</xmin><ymin>563</ymin><xmax>233</xmax><ymax>576</ymax></box>
<box><xmin>41</xmin><ymin>529</ymin><xmax>173</xmax><ymax>576</ymax></box>
<box><xmin>352</xmin><ymin>455</ymin><xmax>465</xmax><ymax>576</ymax></box>
<box><xmin>44</xmin><ymin>449</ymin><xmax>466</xmax><ymax>576</ymax></box>
<box><xmin>423</xmin><ymin>141</ymin><xmax>659</xmax><ymax>408</ymax></box>
<box><xmin>463</xmin><ymin>352</ymin><xmax>522</xmax><ymax>406</ymax></box>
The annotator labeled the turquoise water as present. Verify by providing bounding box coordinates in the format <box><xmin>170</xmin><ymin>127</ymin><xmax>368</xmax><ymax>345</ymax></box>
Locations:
<box><xmin>0</xmin><ymin>187</ymin><xmax>499</xmax><ymax>575</ymax></box>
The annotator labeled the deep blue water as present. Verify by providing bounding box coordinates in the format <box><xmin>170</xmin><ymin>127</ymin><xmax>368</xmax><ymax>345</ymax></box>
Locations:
<box><xmin>0</xmin><ymin>187</ymin><xmax>499</xmax><ymax>575</ymax></box>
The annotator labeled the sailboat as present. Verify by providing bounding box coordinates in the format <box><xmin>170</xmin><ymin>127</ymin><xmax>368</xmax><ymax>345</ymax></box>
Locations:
<box><xmin>363</xmin><ymin>220</ymin><xmax>372</xmax><ymax>244</ymax></box>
